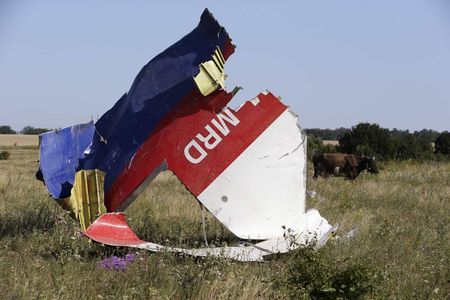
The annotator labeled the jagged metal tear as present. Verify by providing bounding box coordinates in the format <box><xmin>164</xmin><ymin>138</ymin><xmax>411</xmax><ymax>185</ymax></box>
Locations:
<box><xmin>196</xmin><ymin>94</ymin><xmax>309</xmax><ymax>239</ymax></box>
<box><xmin>84</xmin><ymin>94</ymin><xmax>335</xmax><ymax>261</ymax></box>
<box><xmin>36</xmin><ymin>9</ymin><xmax>334</xmax><ymax>261</ymax></box>
<box><xmin>85</xmin><ymin>209</ymin><xmax>333</xmax><ymax>262</ymax></box>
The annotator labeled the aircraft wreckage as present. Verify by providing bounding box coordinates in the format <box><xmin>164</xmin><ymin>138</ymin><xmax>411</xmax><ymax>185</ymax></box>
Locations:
<box><xmin>37</xmin><ymin>9</ymin><xmax>335</xmax><ymax>261</ymax></box>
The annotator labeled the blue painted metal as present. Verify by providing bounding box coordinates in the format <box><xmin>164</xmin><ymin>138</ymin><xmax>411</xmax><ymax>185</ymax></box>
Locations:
<box><xmin>38</xmin><ymin>9</ymin><xmax>234</xmax><ymax>202</ymax></box>
<box><xmin>79</xmin><ymin>8</ymin><xmax>233</xmax><ymax>193</ymax></box>
<box><xmin>39</xmin><ymin>121</ymin><xmax>95</xmax><ymax>198</ymax></box>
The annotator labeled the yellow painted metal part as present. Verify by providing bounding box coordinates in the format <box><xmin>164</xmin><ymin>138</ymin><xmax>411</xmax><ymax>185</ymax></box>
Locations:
<box><xmin>193</xmin><ymin>46</ymin><xmax>227</xmax><ymax>96</ymax></box>
<box><xmin>60</xmin><ymin>169</ymin><xmax>107</xmax><ymax>230</ymax></box>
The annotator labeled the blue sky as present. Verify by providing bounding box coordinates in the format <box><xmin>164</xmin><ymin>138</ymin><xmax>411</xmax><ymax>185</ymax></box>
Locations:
<box><xmin>1</xmin><ymin>0</ymin><xmax>449</xmax><ymax>132</ymax></box>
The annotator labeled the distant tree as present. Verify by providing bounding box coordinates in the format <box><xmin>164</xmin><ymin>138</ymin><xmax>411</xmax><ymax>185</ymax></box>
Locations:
<box><xmin>307</xmin><ymin>135</ymin><xmax>337</xmax><ymax>160</ymax></box>
<box><xmin>390</xmin><ymin>128</ymin><xmax>410</xmax><ymax>139</ymax></box>
<box><xmin>307</xmin><ymin>135</ymin><xmax>322</xmax><ymax>160</ymax></box>
<box><xmin>394</xmin><ymin>135</ymin><xmax>433</xmax><ymax>160</ymax></box>
<box><xmin>435</xmin><ymin>132</ymin><xmax>450</xmax><ymax>156</ymax></box>
<box><xmin>334</xmin><ymin>127</ymin><xmax>351</xmax><ymax>140</ymax></box>
<box><xmin>321</xmin><ymin>143</ymin><xmax>337</xmax><ymax>154</ymax></box>
<box><xmin>413</xmin><ymin>129</ymin><xmax>440</xmax><ymax>144</ymax></box>
<box><xmin>21</xmin><ymin>126</ymin><xmax>50</xmax><ymax>135</ymax></box>
<box><xmin>0</xmin><ymin>125</ymin><xmax>16</xmax><ymax>134</ymax></box>
<box><xmin>305</xmin><ymin>127</ymin><xmax>349</xmax><ymax>141</ymax></box>
<box><xmin>338</xmin><ymin>123</ymin><xmax>395</xmax><ymax>159</ymax></box>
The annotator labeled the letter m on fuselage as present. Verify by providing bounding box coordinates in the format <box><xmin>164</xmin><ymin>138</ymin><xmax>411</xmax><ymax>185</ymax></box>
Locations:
<box><xmin>184</xmin><ymin>108</ymin><xmax>240</xmax><ymax>164</ymax></box>
<box><xmin>212</xmin><ymin>108</ymin><xmax>240</xmax><ymax>136</ymax></box>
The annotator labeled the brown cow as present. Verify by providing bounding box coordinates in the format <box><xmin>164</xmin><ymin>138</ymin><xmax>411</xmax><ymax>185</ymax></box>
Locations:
<box><xmin>312</xmin><ymin>153</ymin><xmax>378</xmax><ymax>180</ymax></box>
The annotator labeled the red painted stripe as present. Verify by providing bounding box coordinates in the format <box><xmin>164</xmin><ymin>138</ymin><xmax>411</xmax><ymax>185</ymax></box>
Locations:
<box><xmin>84</xmin><ymin>213</ymin><xmax>144</xmax><ymax>246</ymax></box>
<box><xmin>222</xmin><ymin>37</ymin><xmax>235</xmax><ymax>61</ymax></box>
<box><xmin>105</xmin><ymin>89</ymin><xmax>231</xmax><ymax>211</ymax></box>
<box><xmin>105</xmin><ymin>91</ymin><xmax>287</xmax><ymax>212</ymax></box>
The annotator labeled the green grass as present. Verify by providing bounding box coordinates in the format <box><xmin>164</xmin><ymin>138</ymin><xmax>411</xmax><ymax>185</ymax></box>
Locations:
<box><xmin>0</xmin><ymin>147</ymin><xmax>449</xmax><ymax>299</ymax></box>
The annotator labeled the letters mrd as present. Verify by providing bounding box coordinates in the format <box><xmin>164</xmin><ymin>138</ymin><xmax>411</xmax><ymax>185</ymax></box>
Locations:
<box><xmin>184</xmin><ymin>108</ymin><xmax>240</xmax><ymax>164</ymax></box>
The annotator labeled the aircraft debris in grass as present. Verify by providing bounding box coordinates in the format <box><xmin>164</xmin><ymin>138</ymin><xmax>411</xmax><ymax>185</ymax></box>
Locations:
<box><xmin>37</xmin><ymin>9</ymin><xmax>335</xmax><ymax>261</ymax></box>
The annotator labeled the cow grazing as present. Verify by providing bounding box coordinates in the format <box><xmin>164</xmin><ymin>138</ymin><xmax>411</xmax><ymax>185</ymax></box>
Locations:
<box><xmin>313</xmin><ymin>153</ymin><xmax>379</xmax><ymax>180</ymax></box>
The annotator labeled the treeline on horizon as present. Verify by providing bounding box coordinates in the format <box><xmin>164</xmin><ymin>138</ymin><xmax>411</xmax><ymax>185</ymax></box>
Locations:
<box><xmin>306</xmin><ymin>123</ymin><xmax>450</xmax><ymax>161</ymax></box>
<box><xmin>0</xmin><ymin>125</ymin><xmax>52</xmax><ymax>135</ymax></box>
<box><xmin>305</xmin><ymin>127</ymin><xmax>442</xmax><ymax>143</ymax></box>
<box><xmin>1</xmin><ymin>123</ymin><xmax>449</xmax><ymax>161</ymax></box>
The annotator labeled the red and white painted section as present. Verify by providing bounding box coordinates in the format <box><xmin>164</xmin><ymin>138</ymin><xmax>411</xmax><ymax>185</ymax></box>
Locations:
<box><xmin>85</xmin><ymin>209</ymin><xmax>333</xmax><ymax>262</ymax></box>
<box><xmin>84</xmin><ymin>91</ymin><xmax>335</xmax><ymax>261</ymax></box>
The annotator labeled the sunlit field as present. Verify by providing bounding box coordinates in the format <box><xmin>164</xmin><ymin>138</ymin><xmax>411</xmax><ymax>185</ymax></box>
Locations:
<box><xmin>0</xmin><ymin>134</ymin><xmax>38</xmax><ymax>147</ymax></box>
<box><xmin>0</xmin><ymin>146</ymin><xmax>448</xmax><ymax>299</ymax></box>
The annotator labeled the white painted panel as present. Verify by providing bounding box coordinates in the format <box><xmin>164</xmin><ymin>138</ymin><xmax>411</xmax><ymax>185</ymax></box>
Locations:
<box><xmin>198</xmin><ymin>109</ymin><xmax>307</xmax><ymax>239</ymax></box>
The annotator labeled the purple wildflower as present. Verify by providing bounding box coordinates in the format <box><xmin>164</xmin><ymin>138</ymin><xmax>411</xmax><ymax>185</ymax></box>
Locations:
<box><xmin>99</xmin><ymin>253</ymin><xmax>137</xmax><ymax>271</ymax></box>
<box><xmin>125</xmin><ymin>253</ymin><xmax>136</xmax><ymax>262</ymax></box>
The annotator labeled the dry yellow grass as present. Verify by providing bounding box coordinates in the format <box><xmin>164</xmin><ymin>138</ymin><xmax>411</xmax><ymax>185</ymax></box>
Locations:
<box><xmin>0</xmin><ymin>134</ymin><xmax>38</xmax><ymax>146</ymax></box>
<box><xmin>322</xmin><ymin>140</ymin><xmax>339</xmax><ymax>146</ymax></box>
<box><xmin>0</xmin><ymin>147</ymin><xmax>449</xmax><ymax>299</ymax></box>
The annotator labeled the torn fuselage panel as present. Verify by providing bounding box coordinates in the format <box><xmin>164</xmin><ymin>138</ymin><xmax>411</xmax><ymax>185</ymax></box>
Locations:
<box><xmin>108</xmin><ymin>90</ymin><xmax>307</xmax><ymax>240</ymax></box>
<box><xmin>38</xmin><ymin>121</ymin><xmax>95</xmax><ymax>199</ymax></box>
<box><xmin>78</xmin><ymin>9</ymin><xmax>235</xmax><ymax>204</ymax></box>
<box><xmin>36</xmin><ymin>8</ymin><xmax>334</xmax><ymax>261</ymax></box>
<box><xmin>38</xmin><ymin>9</ymin><xmax>234</xmax><ymax>205</ymax></box>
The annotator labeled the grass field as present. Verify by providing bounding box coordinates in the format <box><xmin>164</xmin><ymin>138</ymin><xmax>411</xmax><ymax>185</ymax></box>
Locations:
<box><xmin>322</xmin><ymin>140</ymin><xmax>339</xmax><ymax>146</ymax></box>
<box><xmin>0</xmin><ymin>147</ymin><xmax>449</xmax><ymax>299</ymax></box>
<box><xmin>0</xmin><ymin>134</ymin><xmax>38</xmax><ymax>147</ymax></box>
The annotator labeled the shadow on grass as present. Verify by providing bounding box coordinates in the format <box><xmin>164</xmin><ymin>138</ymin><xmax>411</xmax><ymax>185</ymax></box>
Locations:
<box><xmin>131</xmin><ymin>216</ymin><xmax>241</xmax><ymax>248</ymax></box>
<box><xmin>0</xmin><ymin>205</ymin><xmax>57</xmax><ymax>239</ymax></box>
